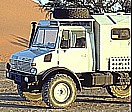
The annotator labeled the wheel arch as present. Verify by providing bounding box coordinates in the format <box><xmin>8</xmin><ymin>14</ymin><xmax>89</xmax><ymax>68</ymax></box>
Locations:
<box><xmin>40</xmin><ymin>67</ymin><xmax>82</xmax><ymax>91</ymax></box>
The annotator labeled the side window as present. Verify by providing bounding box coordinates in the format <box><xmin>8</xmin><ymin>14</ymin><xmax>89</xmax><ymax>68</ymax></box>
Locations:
<box><xmin>71</xmin><ymin>30</ymin><xmax>86</xmax><ymax>48</ymax></box>
<box><xmin>60</xmin><ymin>30</ymin><xmax>86</xmax><ymax>48</ymax></box>
<box><xmin>111</xmin><ymin>28</ymin><xmax>130</xmax><ymax>40</ymax></box>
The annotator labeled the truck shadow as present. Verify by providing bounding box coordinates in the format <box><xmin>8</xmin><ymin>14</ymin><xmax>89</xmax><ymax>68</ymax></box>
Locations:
<box><xmin>77</xmin><ymin>94</ymin><xmax>112</xmax><ymax>98</ymax></box>
<box><xmin>0</xmin><ymin>92</ymin><xmax>60</xmax><ymax>109</ymax></box>
<box><xmin>0</xmin><ymin>102</ymin><xmax>48</xmax><ymax>109</ymax></box>
<box><xmin>0</xmin><ymin>92</ymin><xmax>23</xmax><ymax>101</ymax></box>
<box><xmin>76</xmin><ymin>95</ymin><xmax>131</xmax><ymax>104</ymax></box>
<box><xmin>0</xmin><ymin>92</ymin><xmax>130</xmax><ymax>108</ymax></box>
<box><xmin>9</xmin><ymin>34</ymin><xmax>29</xmax><ymax>48</ymax></box>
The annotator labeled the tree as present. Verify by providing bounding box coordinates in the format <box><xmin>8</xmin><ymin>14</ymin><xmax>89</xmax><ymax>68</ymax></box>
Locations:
<box><xmin>33</xmin><ymin>0</ymin><xmax>131</xmax><ymax>14</ymax></box>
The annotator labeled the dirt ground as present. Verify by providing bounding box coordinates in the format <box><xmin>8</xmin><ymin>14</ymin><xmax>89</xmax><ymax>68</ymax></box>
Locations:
<box><xmin>0</xmin><ymin>0</ymin><xmax>131</xmax><ymax>111</ymax></box>
<box><xmin>0</xmin><ymin>63</ymin><xmax>131</xmax><ymax>112</ymax></box>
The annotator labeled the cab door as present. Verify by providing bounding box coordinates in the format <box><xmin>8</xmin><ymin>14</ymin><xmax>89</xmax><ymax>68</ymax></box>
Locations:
<box><xmin>58</xmin><ymin>29</ymin><xmax>89</xmax><ymax>73</ymax></box>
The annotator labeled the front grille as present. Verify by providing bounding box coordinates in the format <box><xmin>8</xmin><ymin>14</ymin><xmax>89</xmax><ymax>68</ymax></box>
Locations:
<box><xmin>10</xmin><ymin>59</ymin><xmax>32</xmax><ymax>73</ymax></box>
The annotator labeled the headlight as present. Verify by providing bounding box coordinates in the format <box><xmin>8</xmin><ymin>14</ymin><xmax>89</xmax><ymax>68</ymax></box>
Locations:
<box><xmin>24</xmin><ymin>77</ymin><xmax>29</xmax><ymax>82</ymax></box>
<box><xmin>30</xmin><ymin>68</ymin><xmax>37</xmax><ymax>75</ymax></box>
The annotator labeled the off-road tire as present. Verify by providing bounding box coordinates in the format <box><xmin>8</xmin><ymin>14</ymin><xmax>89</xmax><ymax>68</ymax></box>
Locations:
<box><xmin>17</xmin><ymin>85</ymin><xmax>42</xmax><ymax>101</ymax></box>
<box><xmin>42</xmin><ymin>74</ymin><xmax>77</xmax><ymax>108</ymax></box>
<box><xmin>53</xmin><ymin>8</ymin><xmax>90</xmax><ymax>19</ymax></box>
<box><xmin>106</xmin><ymin>85</ymin><xmax>131</xmax><ymax>98</ymax></box>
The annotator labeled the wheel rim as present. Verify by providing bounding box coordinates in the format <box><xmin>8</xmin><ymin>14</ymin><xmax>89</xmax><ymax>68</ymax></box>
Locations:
<box><xmin>54</xmin><ymin>82</ymin><xmax>70</xmax><ymax>102</ymax></box>
<box><xmin>23</xmin><ymin>92</ymin><xmax>42</xmax><ymax>101</ymax></box>
<box><xmin>110</xmin><ymin>85</ymin><xmax>131</xmax><ymax>98</ymax></box>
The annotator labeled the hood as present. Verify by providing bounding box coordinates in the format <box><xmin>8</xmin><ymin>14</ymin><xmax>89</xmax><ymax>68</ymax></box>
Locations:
<box><xmin>11</xmin><ymin>47</ymin><xmax>54</xmax><ymax>61</ymax></box>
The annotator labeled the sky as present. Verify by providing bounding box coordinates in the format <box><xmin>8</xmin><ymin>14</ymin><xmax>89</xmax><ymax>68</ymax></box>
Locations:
<box><xmin>32</xmin><ymin>0</ymin><xmax>49</xmax><ymax>5</ymax></box>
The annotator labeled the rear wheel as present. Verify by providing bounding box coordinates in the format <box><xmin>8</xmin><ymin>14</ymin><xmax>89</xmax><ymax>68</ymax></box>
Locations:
<box><xmin>106</xmin><ymin>85</ymin><xmax>131</xmax><ymax>98</ymax></box>
<box><xmin>42</xmin><ymin>74</ymin><xmax>77</xmax><ymax>108</ymax></box>
<box><xmin>106</xmin><ymin>72</ymin><xmax>131</xmax><ymax>98</ymax></box>
<box><xmin>17</xmin><ymin>85</ymin><xmax>42</xmax><ymax>101</ymax></box>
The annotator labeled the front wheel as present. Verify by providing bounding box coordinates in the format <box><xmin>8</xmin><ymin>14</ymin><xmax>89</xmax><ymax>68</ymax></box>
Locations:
<box><xmin>42</xmin><ymin>74</ymin><xmax>77</xmax><ymax>108</ymax></box>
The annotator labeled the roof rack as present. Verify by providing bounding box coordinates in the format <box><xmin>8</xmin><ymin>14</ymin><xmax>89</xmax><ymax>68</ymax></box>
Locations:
<box><xmin>38</xmin><ymin>18</ymin><xmax>95</xmax><ymax>27</ymax></box>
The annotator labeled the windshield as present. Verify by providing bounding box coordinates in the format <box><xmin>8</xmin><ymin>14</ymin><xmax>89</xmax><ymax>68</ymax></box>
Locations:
<box><xmin>32</xmin><ymin>27</ymin><xmax>58</xmax><ymax>48</ymax></box>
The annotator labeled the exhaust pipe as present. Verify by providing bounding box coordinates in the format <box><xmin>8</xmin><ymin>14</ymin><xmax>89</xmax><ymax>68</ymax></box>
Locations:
<box><xmin>29</xmin><ymin>21</ymin><xmax>37</xmax><ymax>48</ymax></box>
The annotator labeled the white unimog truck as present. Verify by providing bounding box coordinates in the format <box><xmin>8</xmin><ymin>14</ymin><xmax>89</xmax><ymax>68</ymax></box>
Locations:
<box><xmin>6</xmin><ymin>14</ymin><xmax>131</xmax><ymax>108</ymax></box>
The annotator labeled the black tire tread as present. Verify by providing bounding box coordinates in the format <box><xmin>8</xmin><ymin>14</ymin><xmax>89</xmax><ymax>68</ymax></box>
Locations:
<box><xmin>17</xmin><ymin>85</ymin><xmax>27</xmax><ymax>101</ymax></box>
<box><xmin>106</xmin><ymin>85</ymin><xmax>131</xmax><ymax>98</ymax></box>
<box><xmin>42</xmin><ymin>74</ymin><xmax>77</xmax><ymax>108</ymax></box>
<box><xmin>17</xmin><ymin>85</ymin><xmax>42</xmax><ymax>101</ymax></box>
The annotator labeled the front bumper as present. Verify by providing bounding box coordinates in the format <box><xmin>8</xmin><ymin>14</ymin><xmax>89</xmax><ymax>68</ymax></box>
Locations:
<box><xmin>6</xmin><ymin>70</ymin><xmax>36</xmax><ymax>90</ymax></box>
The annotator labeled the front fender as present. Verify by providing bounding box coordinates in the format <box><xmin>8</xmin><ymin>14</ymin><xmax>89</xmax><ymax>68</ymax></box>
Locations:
<box><xmin>40</xmin><ymin>67</ymin><xmax>82</xmax><ymax>91</ymax></box>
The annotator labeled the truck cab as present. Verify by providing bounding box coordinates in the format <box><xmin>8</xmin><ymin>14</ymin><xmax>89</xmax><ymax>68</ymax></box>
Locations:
<box><xmin>6</xmin><ymin>14</ymin><xmax>131</xmax><ymax>108</ymax></box>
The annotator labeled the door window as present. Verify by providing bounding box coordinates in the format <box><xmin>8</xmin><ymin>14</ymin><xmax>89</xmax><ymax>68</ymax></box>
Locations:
<box><xmin>60</xmin><ymin>30</ymin><xmax>86</xmax><ymax>48</ymax></box>
<box><xmin>71</xmin><ymin>30</ymin><xmax>86</xmax><ymax>48</ymax></box>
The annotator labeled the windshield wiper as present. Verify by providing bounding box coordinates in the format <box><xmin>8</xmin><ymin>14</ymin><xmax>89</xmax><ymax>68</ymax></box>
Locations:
<box><xmin>32</xmin><ymin>44</ymin><xmax>54</xmax><ymax>49</ymax></box>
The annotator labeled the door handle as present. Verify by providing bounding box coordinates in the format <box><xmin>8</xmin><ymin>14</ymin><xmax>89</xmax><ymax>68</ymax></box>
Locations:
<box><xmin>63</xmin><ymin>50</ymin><xmax>66</xmax><ymax>53</ymax></box>
<box><xmin>128</xmin><ymin>41</ymin><xmax>130</xmax><ymax>45</ymax></box>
